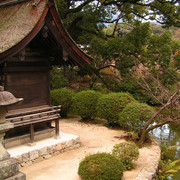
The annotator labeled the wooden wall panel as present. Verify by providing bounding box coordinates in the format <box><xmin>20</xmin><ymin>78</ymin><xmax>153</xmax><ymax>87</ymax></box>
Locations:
<box><xmin>5</xmin><ymin>71</ymin><xmax>50</xmax><ymax>110</ymax></box>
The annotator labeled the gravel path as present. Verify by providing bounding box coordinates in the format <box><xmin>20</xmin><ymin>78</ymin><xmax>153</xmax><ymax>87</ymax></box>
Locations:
<box><xmin>21</xmin><ymin>117</ymin><xmax>160</xmax><ymax>180</ymax></box>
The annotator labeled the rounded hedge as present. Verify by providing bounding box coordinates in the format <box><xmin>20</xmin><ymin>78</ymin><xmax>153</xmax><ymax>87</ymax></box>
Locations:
<box><xmin>78</xmin><ymin>152</ymin><xmax>124</xmax><ymax>180</ymax></box>
<box><xmin>112</xmin><ymin>142</ymin><xmax>139</xmax><ymax>170</ymax></box>
<box><xmin>118</xmin><ymin>102</ymin><xmax>155</xmax><ymax>134</ymax></box>
<box><xmin>51</xmin><ymin>88</ymin><xmax>74</xmax><ymax>117</ymax></box>
<box><xmin>96</xmin><ymin>92</ymin><xmax>136</xmax><ymax>125</ymax></box>
<box><xmin>71</xmin><ymin>90</ymin><xmax>102</xmax><ymax>120</ymax></box>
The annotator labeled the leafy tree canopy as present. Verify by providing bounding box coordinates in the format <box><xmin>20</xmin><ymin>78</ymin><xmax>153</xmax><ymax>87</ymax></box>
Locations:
<box><xmin>88</xmin><ymin>22</ymin><xmax>179</xmax><ymax>107</ymax></box>
<box><xmin>53</xmin><ymin>1</ymin><xmax>179</xmax><ymax>146</ymax></box>
<box><xmin>89</xmin><ymin>22</ymin><xmax>174</xmax><ymax>73</ymax></box>
<box><xmin>55</xmin><ymin>0</ymin><xmax>180</xmax><ymax>43</ymax></box>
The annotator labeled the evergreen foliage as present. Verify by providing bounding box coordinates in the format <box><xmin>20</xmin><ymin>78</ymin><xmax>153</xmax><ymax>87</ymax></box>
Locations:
<box><xmin>50</xmin><ymin>67</ymin><xmax>68</xmax><ymax>89</ymax></box>
<box><xmin>51</xmin><ymin>88</ymin><xmax>74</xmax><ymax>117</ymax></box>
<box><xmin>154</xmin><ymin>142</ymin><xmax>180</xmax><ymax>180</ymax></box>
<box><xmin>118</xmin><ymin>102</ymin><xmax>155</xmax><ymax>135</ymax></box>
<box><xmin>92</xmin><ymin>84</ymin><xmax>110</xmax><ymax>94</ymax></box>
<box><xmin>78</xmin><ymin>152</ymin><xmax>124</xmax><ymax>180</ymax></box>
<box><xmin>174</xmin><ymin>53</ymin><xmax>180</xmax><ymax>70</ymax></box>
<box><xmin>56</xmin><ymin>0</ymin><xmax>179</xmax><ymax>43</ymax></box>
<box><xmin>156</xmin><ymin>159</ymin><xmax>180</xmax><ymax>180</ymax></box>
<box><xmin>112</xmin><ymin>142</ymin><xmax>139</xmax><ymax>170</ymax></box>
<box><xmin>71</xmin><ymin>90</ymin><xmax>102</xmax><ymax>120</ymax></box>
<box><xmin>52</xmin><ymin>0</ymin><xmax>180</xmax><ymax>150</ymax></box>
<box><xmin>118</xmin><ymin>77</ymin><xmax>158</xmax><ymax>105</ymax></box>
<box><xmin>97</xmin><ymin>92</ymin><xmax>135</xmax><ymax>125</ymax></box>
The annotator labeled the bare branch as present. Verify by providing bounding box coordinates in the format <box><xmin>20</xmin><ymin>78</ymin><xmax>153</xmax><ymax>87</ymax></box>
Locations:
<box><xmin>143</xmin><ymin>91</ymin><xmax>179</xmax><ymax>130</ymax></box>
<box><xmin>67</xmin><ymin>0</ymin><xmax>94</xmax><ymax>15</ymax></box>
<box><xmin>111</xmin><ymin>12</ymin><xmax>124</xmax><ymax>37</ymax></box>
<box><xmin>132</xmin><ymin>73</ymin><xmax>168</xmax><ymax>107</ymax></box>
<box><xmin>146</xmin><ymin>117</ymin><xmax>173</xmax><ymax>132</ymax></box>
<box><xmin>98</xmin><ymin>65</ymin><xmax>119</xmax><ymax>71</ymax></box>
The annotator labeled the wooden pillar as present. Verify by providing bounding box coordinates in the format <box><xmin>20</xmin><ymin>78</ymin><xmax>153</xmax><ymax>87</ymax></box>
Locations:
<box><xmin>30</xmin><ymin>124</ymin><xmax>34</xmax><ymax>143</ymax></box>
<box><xmin>55</xmin><ymin>119</ymin><xmax>60</xmax><ymax>138</ymax></box>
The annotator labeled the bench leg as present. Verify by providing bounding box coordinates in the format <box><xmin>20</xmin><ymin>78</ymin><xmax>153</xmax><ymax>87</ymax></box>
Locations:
<box><xmin>55</xmin><ymin>119</ymin><xmax>60</xmax><ymax>138</ymax></box>
<box><xmin>30</xmin><ymin>124</ymin><xmax>34</xmax><ymax>143</ymax></box>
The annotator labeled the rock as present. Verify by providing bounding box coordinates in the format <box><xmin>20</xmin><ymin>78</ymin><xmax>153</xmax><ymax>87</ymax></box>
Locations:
<box><xmin>15</xmin><ymin>155</ymin><xmax>23</xmax><ymax>164</ymax></box>
<box><xmin>32</xmin><ymin>157</ymin><xmax>44</xmax><ymax>163</ymax></box>
<box><xmin>47</xmin><ymin>145</ymin><xmax>55</xmax><ymax>155</ymax></box>
<box><xmin>21</xmin><ymin>153</ymin><xmax>29</xmax><ymax>163</ymax></box>
<box><xmin>5</xmin><ymin>172</ymin><xmax>26</xmax><ymax>180</ymax></box>
<box><xmin>29</xmin><ymin>150</ymin><xmax>38</xmax><ymax>161</ymax></box>
<box><xmin>56</xmin><ymin>142</ymin><xmax>65</xmax><ymax>151</ymax></box>
<box><xmin>43</xmin><ymin>155</ymin><xmax>52</xmax><ymax>159</ymax></box>
<box><xmin>66</xmin><ymin>140</ymin><xmax>73</xmax><ymax>147</ymax></box>
<box><xmin>20</xmin><ymin>161</ymin><xmax>32</xmax><ymax>167</ymax></box>
<box><xmin>0</xmin><ymin>159</ymin><xmax>19</xmax><ymax>180</ymax></box>
<box><xmin>38</xmin><ymin>147</ymin><xmax>48</xmax><ymax>156</ymax></box>
<box><xmin>74</xmin><ymin>143</ymin><xmax>81</xmax><ymax>148</ymax></box>
<box><xmin>52</xmin><ymin>151</ymin><xmax>60</xmax><ymax>156</ymax></box>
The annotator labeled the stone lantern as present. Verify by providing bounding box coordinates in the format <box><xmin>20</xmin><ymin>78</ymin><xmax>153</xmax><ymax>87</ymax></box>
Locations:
<box><xmin>0</xmin><ymin>86</ymin><xmax>26</xmax><ymax>180</ymax></box>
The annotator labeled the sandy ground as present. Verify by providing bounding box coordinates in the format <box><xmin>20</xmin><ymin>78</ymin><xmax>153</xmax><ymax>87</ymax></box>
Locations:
<box><xmin>21</xmin><ymin>117</ymin><xmax>160</xmax><ymax>180</ymax></box>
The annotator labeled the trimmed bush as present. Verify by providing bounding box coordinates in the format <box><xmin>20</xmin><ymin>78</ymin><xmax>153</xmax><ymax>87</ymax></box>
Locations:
<box><xmin>78</xmin><ymin>152</ymin><xmax>124</xmax><ymax>180</ymax></box>
<box><xmin>50</xmin><ymin>66</ymin><xmax>68</xmax><ymax>89</ymax></box>
<box><xmin>71</xmin><ymin>90</ymin><xmax>102</xmax><ymax>120</ymax></box>
<box><xmin>118</xmin><ymin>102</ymin><xmax>155</xmax><ymax>135</ymax></box>
<box><xmin>51</xmin><ymin>88</ymin><xmax>74</xmax><ymax>117</ymax></box>
<box><xmin>96</xmin><ymin>92</ymin><xmax>136</xmax><ymax>125</ymax></box>
<box><xmin>112</xmin><ymin>142</ymin><xmax>139</xmax><ymax>170</ymax></box>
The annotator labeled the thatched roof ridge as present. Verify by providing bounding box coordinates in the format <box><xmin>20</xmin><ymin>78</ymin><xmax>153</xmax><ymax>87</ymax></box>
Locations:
<box><xmin>0</xmin><ymin>0</ymin><xmax>92</xmax><ymax>65</ymax></box>
<box><xmin>0</xmin><ymin>0</ymin><xmax>48</xmax><ymax>54</ymax></box>
<box><xmin>0</xmin><ymin>0</ymin><xmax>33</xmax><ymax>8</ymax></box>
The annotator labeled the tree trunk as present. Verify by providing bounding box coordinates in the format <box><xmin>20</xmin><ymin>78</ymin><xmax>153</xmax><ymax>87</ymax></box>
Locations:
<box><xmin>138</xmin><ymin>129</ymin><xmax>148</xmax><ymax>147</ymax></box>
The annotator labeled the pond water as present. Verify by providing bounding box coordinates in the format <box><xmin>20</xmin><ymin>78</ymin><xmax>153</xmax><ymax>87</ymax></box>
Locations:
<box><xmin>152</xmin><ymin>123</ymin><xmax>180</xmax><ymax>180</ymax></box>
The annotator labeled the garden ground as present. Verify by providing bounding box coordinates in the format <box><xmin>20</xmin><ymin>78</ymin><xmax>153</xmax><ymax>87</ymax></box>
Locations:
<box><xmin>21</xmin><ymin>116</ymin><xmax>160</xmax><ymax>180</ymax></box>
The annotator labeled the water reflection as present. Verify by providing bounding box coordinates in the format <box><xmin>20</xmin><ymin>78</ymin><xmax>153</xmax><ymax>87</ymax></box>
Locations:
<box><xmin>151</xmin><ymin>124</ymin><xmax>180</xmax><ymax>180</ymax></box>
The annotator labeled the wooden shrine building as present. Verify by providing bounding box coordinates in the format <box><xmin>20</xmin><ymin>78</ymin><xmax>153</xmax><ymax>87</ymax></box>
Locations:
<box><xmin>0</xmin><ymin>0</ymin><xmax>92</xmax><ymax>147</ymax></box>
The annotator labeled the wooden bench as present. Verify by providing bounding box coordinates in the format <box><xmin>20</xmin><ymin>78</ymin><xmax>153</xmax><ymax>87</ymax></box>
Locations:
<box><xmin>6</xmin><ymin>106</ymin><xmax>61</xmax><ymax>143</ymax></box>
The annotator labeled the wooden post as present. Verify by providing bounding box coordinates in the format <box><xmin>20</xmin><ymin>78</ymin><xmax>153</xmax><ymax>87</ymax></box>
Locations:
<box><xmin>55</xmin><ymin>119</ymin><xmax>60</xmax><ymax>138</ymax></box>
<box><xmin>30</xmin><ymin>124</ymin><xmax>34</xmax><ymax>143</ymax></box>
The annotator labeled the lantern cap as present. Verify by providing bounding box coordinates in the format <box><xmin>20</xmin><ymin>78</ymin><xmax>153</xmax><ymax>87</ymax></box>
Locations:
<box><xmin>0</xmin><ymin>86</ymin><xmax>23</xmax><ymax>106</ymax></box>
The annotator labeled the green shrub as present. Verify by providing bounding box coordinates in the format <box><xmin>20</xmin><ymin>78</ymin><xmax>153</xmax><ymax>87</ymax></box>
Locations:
<box><xmin>96</xmin><ymin>92</ymin><xmax>136</xmax><ymax>125</ymax></box>
<box><xmin>51</xmin><ymin>88</ymin><xmax>74</xmax><ymax>117</ymax></box>
<box><xmin>118</xmin><ymin>102</ymin><xmax>155</xmax><ymax>135</ymax></box>
<box><xmin>155</xmin><ymin>159</ymin><xmax>180</xmax><ymax>180</ymax></box>
<box><xmin>92</xmin><ymin>84</ymin><xmax>110</xmax><ymax>94</ymax></box>
<box><xmin>78</xmin><ymin>152</ymin><xmax>124</xmax><ymax>180</ymax></box>
<box><xmin>112</xmin><ymin>142</ymin><xmax>139</xmax><ymax>170</ymax></box>
<box><xmin>71</xmin><ymin>90</ymin><xmax>102</xmax><ymax>120</ymax></box>
<box><xmin>50</xmin><ymin>66</ymin><xmax>68</xmax><ymax>89</ymax></box>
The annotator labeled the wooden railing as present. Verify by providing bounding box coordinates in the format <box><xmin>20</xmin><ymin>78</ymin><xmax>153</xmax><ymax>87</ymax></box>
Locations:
<box><xmin>6</xmin><ymin>105</ymin><xmax>61</xmax><ymax>143</ymax></box>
